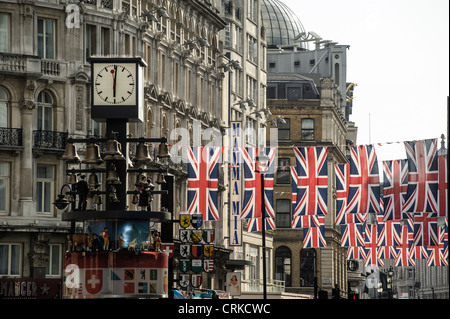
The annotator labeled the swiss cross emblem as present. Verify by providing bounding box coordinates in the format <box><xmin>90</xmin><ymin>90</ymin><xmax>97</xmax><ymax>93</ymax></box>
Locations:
<box><xmin>85</xmin><ymin>269</ymin><xmax>103</xmax><ymax>295</ymax></box>
<box><xmin>161</xmin><ymin>243</ymin><xmax>175</xmax><ymax>258</ymax></box>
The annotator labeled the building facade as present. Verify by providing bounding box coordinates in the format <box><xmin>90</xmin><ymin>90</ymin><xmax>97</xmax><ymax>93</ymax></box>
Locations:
<box><xmin>0</xmin><ymin>0</ymin><xmax>229</xmax><ymax>295</ymax></box>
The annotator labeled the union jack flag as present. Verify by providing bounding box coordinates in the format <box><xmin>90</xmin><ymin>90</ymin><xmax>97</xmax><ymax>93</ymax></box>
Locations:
<box><xmin>292</xmin><ymin>215</ymin><xmax>324</xmax><ymax>229</ymax></box>
<box><xmin>363</xmin><ymin>224</ymin><xmax>384</xmax><ymax>266</ymax></box>
<box><xmin>240</xmin><ymin>147</ymin><xmax>276</xmax><ymax>219</ymax></box>
<box><xmin>340</xmin><ymin>224</ymin><xmax>364</xmax><ymax>247</ymax></box>
<box><xmin>303</xmin><ymin>225</ymin><xmax>327</xmax><ymax>248</ymax></box>
<box><xmin>437</xmin><ymin>154</ymin><xmax>448</xmax><ymax>218</ymax></box>
<box><xmin>412</xmin><ymin>213</ymin><xmax>439</xmax><ymax>247</ymax></box>
<box><xmin>293</xmin><ymin>146</ymin><xmax>328</xmax><ymax>216</ymax></box>
<box><xmin>402</xmin><ymin>139</ymin><xmax>439</xmax><ymax>214</ymax></box>
<box><xmin>382</xmin><ymin>159</ymin><xmax>409</xmax><ymax>221</ymax></box>
<box><xmin>377</xmin><ymin>220</ymin><xmax>401</xmax><ymax>247</ymax></box>
<box><xmin>187</xmin><ymin>146</ymin><xmax>221</xmax><ymax>221</ymax></box>
<box><xmin>346</xmin><ymin>145</ymin><xmax>381</xmax><ymax>214</ymax></box>
<box><xmin>347</xmin><ymin>246</ymin><xmax>364</xmax><ymax>259</ymax></box>
<box><xmin>247</xmin><ymin>217</ymin><xmax>276</xmax><ymax>232</ymax></box>
<box><xmin>393</xmin><ymin>220</ymin><xmax>416</xmax><ymax>266</ymax></box>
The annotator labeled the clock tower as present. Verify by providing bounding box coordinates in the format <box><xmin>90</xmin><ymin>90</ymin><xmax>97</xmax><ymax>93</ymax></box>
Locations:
<box><xmin>90</xmin><ymin>57</ymin><xmax>146</xmax><ymax>123</ymax></box>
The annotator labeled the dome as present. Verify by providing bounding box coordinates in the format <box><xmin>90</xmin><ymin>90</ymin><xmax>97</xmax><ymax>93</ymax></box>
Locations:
<box><xmin>261</xmin><ymin>0</ymin><xmax>307</xmax><ymax>48</ymax></box>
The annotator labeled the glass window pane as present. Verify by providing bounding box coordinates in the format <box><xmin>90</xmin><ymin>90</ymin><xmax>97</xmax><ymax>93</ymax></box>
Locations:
<box><xmin>36</xmin><ymin>182</ymin><xmax>43</xmax><ymax>212</ymax></box>
<box><xmin>44</xmin><ymin>106</ymin><xmax>52</xmax><ymax>130</ymax></box>
<box><xmin>0</xmin><ymin>245</ymin><xmax>7</xmax><ymax>275</ymax></box>
<box><xmin>0</xmin><ymin>180</ymin><xmax>6</xmax><ymax>211</ymax></box>
<box><xmin>51</xmin><ymin>245</ymin><xmax>60</xmax><ymax>275</ymax></box>
<box><xmin>45</xmin><ymin>20</ymin><xmax>54</xmax><ymax>59</ymax></box>
<box><xmin>10</xmin><ymin>245</ymin><xmax>20</xmax><ymax>275</ymax></box>
<box><xmin>43</xmin><ymin>181</ymin><xmax>51</xmax><ymax>212</ymax></box>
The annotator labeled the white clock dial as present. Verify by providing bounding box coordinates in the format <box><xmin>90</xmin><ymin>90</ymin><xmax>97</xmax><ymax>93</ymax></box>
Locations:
<box><xmin>94</xmin><ymin>64</ymin><xmax>136</xmax><ymax>105</ymax></box>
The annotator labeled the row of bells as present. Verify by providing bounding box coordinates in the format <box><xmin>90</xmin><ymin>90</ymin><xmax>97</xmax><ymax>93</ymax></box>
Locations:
<box><xmin>62</xmin><ymin>139</ymin><xmax>170</xmax><ymax>164</ymax></box>
<box><xmin>67</xmin><ymin>168</ymin><xmax>167</xmax><ymax>187</ymax></box>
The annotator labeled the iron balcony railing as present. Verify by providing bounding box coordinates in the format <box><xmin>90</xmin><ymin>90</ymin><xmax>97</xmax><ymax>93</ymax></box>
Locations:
<box><xmin>33</xmin><ymin>130</ymin><xmax>68</xmax><ymax>150</ymax></box>
<box><xmin>0</xmin><ymin>127</ymin><xmax>23</xmax><ymax>147</ymax></box>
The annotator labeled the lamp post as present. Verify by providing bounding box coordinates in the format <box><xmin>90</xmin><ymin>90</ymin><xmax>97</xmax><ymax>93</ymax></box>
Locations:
<box><xmin>256</xmin><ymin>153</ymin><xmax>270</xmax><ymax>300</ymax></box>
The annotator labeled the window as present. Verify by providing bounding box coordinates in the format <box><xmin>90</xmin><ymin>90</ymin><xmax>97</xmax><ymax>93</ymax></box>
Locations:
<box><xmin>276</xmin><ymin>158</ymin><xmax>290</xmax><ymax>184</ymax></box>
<box><xmin>234</xmin><ymin>26</ymin><xmax>242</xmax><ymax>52</ymax></box>
<box><xmin>300</xmin><ymin>249</ymin><xmax>316</xmax><ymax>287</ymax></box>
<box><xmin>301</xmin><ymin>118</ymin><xmax>314</xmax><ymax>140</ymax></box>
<box><xmin>287</xmin><ymin>86</ymin><xmax>301</xmax><ymax>100</ymax></box>
<box><xmin>0</xmin><ymin>13</ymin><xmax>9</xmax><ymax>52</ymax></box>
<box><xmin>46</xmin><ymin>244</ymin><xmax>62</xmax><ymax>276</ymax></box>
<box><xmin>36</xmin><ymin>165</ymin><xmax>54</xmax><ymax>214</ymax></box>
<box><xmin>37</xmin><ymin>18</ymin><xmax>55</xmax><ymax>59</ymax></box>
<box><xmin>85</xmin><ymin>24</ymin><xmax>96</xmax><ymax>58</ymax></box>
<box><xmin>0</xmin><ymin>87</ymin><xmax>8</xmax><ymax>127</ymax></box>
<box><xmin>275</xmin><ymin>246</ymin><xmax>291</xmax><ymax>287</ymax></box>
<box><xmin>276</xmin><ymin>199</ymin><xmax>291</xmax><ymax>228</ymax></box>
<box><xmin>101</xmin><ymin>27</ymin><xmax>110</xmax><ymax>55</ymax></box>
<box><xmin>37</xmin><ymin>90</ymin><xmax>53</xmax><ymax>131</ymax></box>
<box><xmin>224</xmin><ymin>23</ymin><xmax>231</xmax><ymax>47</ymax></box>
<box><xmin>246</xmin><ymin>76</ymin><xmax>257</xmax><ymax>101</ymax></box>
<box><xmin>0</xmin><ymin>243</ymin><xmax>21</xmax><ymax>276</ymax></box>
<box><xmin>248</xmin><ymin>245</ymin><xmax>259</xmax><ymax>281</ymax></box>
<box><xmin>247</xmin><ymin>34</ymin><xmax>257</xmax><ymax>63</ymax></box>
<box><xmin>0</xmin><ymin>162</ymin><xmax>10</xmax><ymax>213</ymax></box>
<box><xmin>247</xmin><ymin>0</ymin><xmax>257</xmax><ymax>21</ymax></box>
<box><xmin>278</xmin><ymin>118</ymin><xmax>290</xmax><ymax>140</ymax></box>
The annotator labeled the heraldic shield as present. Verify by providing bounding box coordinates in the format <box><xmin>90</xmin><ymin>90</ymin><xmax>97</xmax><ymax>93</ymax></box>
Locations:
<box><xmin>180</xmin><ymin>214</ymin><xmax>191</xmax><ymax>228</ymax></box>
<box><xmin>179</xmin><ymin>259</ymin><xmax>191</xmax><ymax>272</ymax></box>
<box><xmin>203</xmin><ymin>245</ymin><xmax>214</xmax><ymax>258</ymax></box>
<box><xmin>191</xmin><ymin>213</ymin><xmax>203</xmax><ymax>229</ymax></box>
<box><xmin>202</xmin><ymin>229</ymin><xmax>214</xmax><ymax>243</ymax></box>
<box><xmin>191</xmin><ymin>229</ymin><xmax>203</xmax><ymax>243</ymax></box>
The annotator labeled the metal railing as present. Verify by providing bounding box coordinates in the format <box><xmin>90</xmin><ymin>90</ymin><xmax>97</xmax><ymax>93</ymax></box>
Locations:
<box><xmin>244</xmin><ymin>279</ymin><xmax>286</xmax><ymax>293</ymax></box>
<box><xmin>0</xmin><ymin>127</ymin><xmax>23</xmax><ymax>147</ymax></box>
<box><xmin>33</xmin><ymin>130</ymin><xmax>68</xmax><ymax>150</ymax></box>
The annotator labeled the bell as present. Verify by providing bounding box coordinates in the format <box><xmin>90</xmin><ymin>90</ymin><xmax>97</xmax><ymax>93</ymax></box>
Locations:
<box><xmin>108</xmin><ymin>191</ymin><xmax>120</xmax><ymax>203</ymax></box>
<box><xmin>68</xmin><ymin>173</ymin><xmax>77</xmax><ymax>184</ymax></box>
<box><xmin>95</xmin><ymin>194</ymin><xmax>102</xmax><ymax>205</ymax></box>
<box><xmin>156</xmin><ymin>173</ymin><xmax>166</xmax><ymax>184</ymax></box>
<box><xmin>106</xmin><ymin>166</ymin><xmax>121</xmax><ymax>185</ymax></box>
<box><xmin>132</xmin><ymin>193</ymin><xmax>139</xmax><ymax>205</ymax></box>
<box><xmin>88</xmin><ymin>173</ymin><xmax>99</xmax><ymax>188</ymax></box>
<box><xmin>157</xmin><ymin>142</ymin><xmax>170</xmax><ymax>159</ymax></box>
<box><xmin>62</xmin><ymin>143</ymin><xmax>80</xmax><ymax>162</ymax></box>
<box><xmin>82</xmin><ymin>143</ymin><xmax>103</xmax><ymax>164</ymax></box>
<box><xmin>104</xmin><ymin>139</ymin><xmax>125</xmax><ymax>161</ymax></box>
<box><xmin>132</xmin><ymin>142</ymin><xmax>152</xmax><ymax>164</ymax></box>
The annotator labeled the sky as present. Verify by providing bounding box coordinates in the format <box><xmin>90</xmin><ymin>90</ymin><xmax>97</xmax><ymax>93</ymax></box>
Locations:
<box><xmin>280</xmin><ymin>0</ymin><xmax>449</xmax><ymax>161</ymax></box>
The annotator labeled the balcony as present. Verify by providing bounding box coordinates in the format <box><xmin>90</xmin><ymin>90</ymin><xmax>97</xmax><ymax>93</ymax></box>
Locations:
<box><xmin>33</xmin><ymin>130</ymin><xmax>68</xmax><ymax>151</ymax></box>
<box><xmin>243</xmin><ymin>279</ymin><xmax>285</xmax><ymax>293</ymax></box>
<box><xmin>0</xmin><ymin>127</ymin><xmax>23</xmax><ymax>151</ymax></box>
<box><xmin>0</xmin><ymin>53</ymin><xmax>67</xmax><ymax>78</ymax></box>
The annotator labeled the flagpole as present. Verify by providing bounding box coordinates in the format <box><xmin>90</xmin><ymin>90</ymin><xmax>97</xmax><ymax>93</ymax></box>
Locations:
<box><xmin>261</xmin><ymin>172</ymin><xmax>267</xmax><ymax>299</ymax></box>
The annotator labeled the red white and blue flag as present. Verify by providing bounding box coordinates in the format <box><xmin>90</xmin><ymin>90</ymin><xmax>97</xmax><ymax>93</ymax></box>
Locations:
<box><xmin>346</xmin><ymin>145</ymin><xmax>381</xmax><ymax>214</ymax></box>
<box><xmin>340</xmin><ymin>224</ymin><xmax>365</xmax><ymax>247</ymax></box>
<box><xmin>292</xmin><ymin>215</ymin><xmax>324</xmax><ymax>229</ymax></box>
<box><xmin>247</xmin><ymin>217</ymin><xmax>276</xmax><ymax>232</ymax></box>
<box><xmin>240</xmin><ymin>147</ymin><xmax>276</xmax><ymax>220</ymax></box>
<box><xmin>334</xmin><ymin>164</ymin><xmax>366</xmax><ymax>225</ymax></box>
<box><xmin>363</xmin><ymin>224</ymin><xmax>384</xmax><ymax>267</ymax></box>
<box><xmin>293</xmin><ymin>146</ymin><xmax>328</xmax><ymax>216</ymax></box>
<box><xmin>402</xmin><ymin>139</ymin><xmax>439</xmax><ymax>214</ymax></box>
<box><xmin>382</xmin><ymin>159</ymin><xmax>409</xmax><ymax>221</ymax></box>
<box><xmin>187</xmin><ymin>146</ymin><xmax>221</xmax><ymax>221</ymax></box>
<box><xmin>412</xmin><ymin>213</ymin><xmax>439</xmax><ymax>247</ymax></box>
<box><xmin>394</xmin><ymin>221</ymin><xmax>416</xmax><ymax>266</ymax></box>
<box><xmin>303</xmin><ymin>226</ymin><xmax>327</xmax><ymax>248</ymax></box>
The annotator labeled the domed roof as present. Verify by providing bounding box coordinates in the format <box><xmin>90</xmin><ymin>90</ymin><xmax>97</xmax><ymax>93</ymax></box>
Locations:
<box><xmin>261</xmin><ymin>0</ymin><xmax>307</xmax><ymax>48</ymax></box>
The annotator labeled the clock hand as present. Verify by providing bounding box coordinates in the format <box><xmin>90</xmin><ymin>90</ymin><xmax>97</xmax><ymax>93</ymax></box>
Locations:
<box><xmin>110</xmin><ymin>66</ymin><xmax>117</xmax><ymax>97</ymax></box>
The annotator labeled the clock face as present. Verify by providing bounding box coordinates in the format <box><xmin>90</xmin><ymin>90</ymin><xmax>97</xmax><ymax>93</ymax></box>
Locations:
<box><xmin>93</xmin><ymin>63</ymin><xmax>136</xmax><ymax>105</ymax></box>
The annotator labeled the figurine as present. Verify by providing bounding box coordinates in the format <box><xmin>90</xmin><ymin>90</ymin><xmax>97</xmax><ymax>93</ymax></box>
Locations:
<box><xmin>138</xmin><ymin>176</ymin><xmax>149</xmax><ymax>211</ymax></box>
<box><xmin>100</xmin><ymin>227</ymin><xmax>110</xmax><ymax>250</ymax></box>
<box><xmin>153</xmin><ymin>231</ymin><xmax>161</xmax><ymax>251</ymax></box>
<box><xmin>67</xmin><ymin>235</ymin><xmax>73</xmax><ymax>252</ymax></box>
<box><xmin>118</xmin><ymin>233</ymin><xmax>124</xmax><ymax>250</ymax></box>
<box><xmin>76</xmin><ymin>175</ymin><xmax>89</xmax><ymax>211</ymax></box>
<box><xmin>128</xmin><ymin>238</ymin><xmax>138</xmax><ymax>251</ymax></box>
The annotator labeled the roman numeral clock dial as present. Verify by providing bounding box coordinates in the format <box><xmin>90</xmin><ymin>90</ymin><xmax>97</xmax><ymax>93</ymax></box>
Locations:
<box><xmin>94</xmin><ymin>64</ymin><xmax>136</xmax><ymax>105</ymax></box>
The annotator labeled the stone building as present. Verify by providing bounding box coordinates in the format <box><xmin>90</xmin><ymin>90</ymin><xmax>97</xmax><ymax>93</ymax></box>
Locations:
<box><xmin>0</xmin><ymin>0</ymin><xmax>228</xmax><ymax>295</ymax></box>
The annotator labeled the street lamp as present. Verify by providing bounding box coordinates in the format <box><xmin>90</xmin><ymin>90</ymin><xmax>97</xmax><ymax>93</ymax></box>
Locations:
<box><xmin>256</xmin><ymin>153</ymin><xmax>270</xmax><ymax>299</ymax></box>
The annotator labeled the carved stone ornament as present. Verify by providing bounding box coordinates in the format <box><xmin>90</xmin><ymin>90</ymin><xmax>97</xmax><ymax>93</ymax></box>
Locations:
<box><xmin>21</xmin><ymin>99</ymin><xmax>36</xmax><ymax>110</ymax></box>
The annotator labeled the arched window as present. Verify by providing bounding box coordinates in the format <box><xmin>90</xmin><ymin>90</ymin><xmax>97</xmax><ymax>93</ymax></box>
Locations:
<box><xmin>300</xmin><ymin>248</ymin><xmax>316</xmax><ymax>287</ymax></box>
<box><xmin>0</xmin><ymin>87</ymin><xmax>8</xmax><ymax>128</ymax></box>
<box><xmin>275</xmin><ymin>246</ymin><xmax>292</xmax><ymax>287</ymax></box>
<box><xmin>37</xmin><ymin>90</ymin><xmax>53</xmax><ymax>131</ymax></box>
